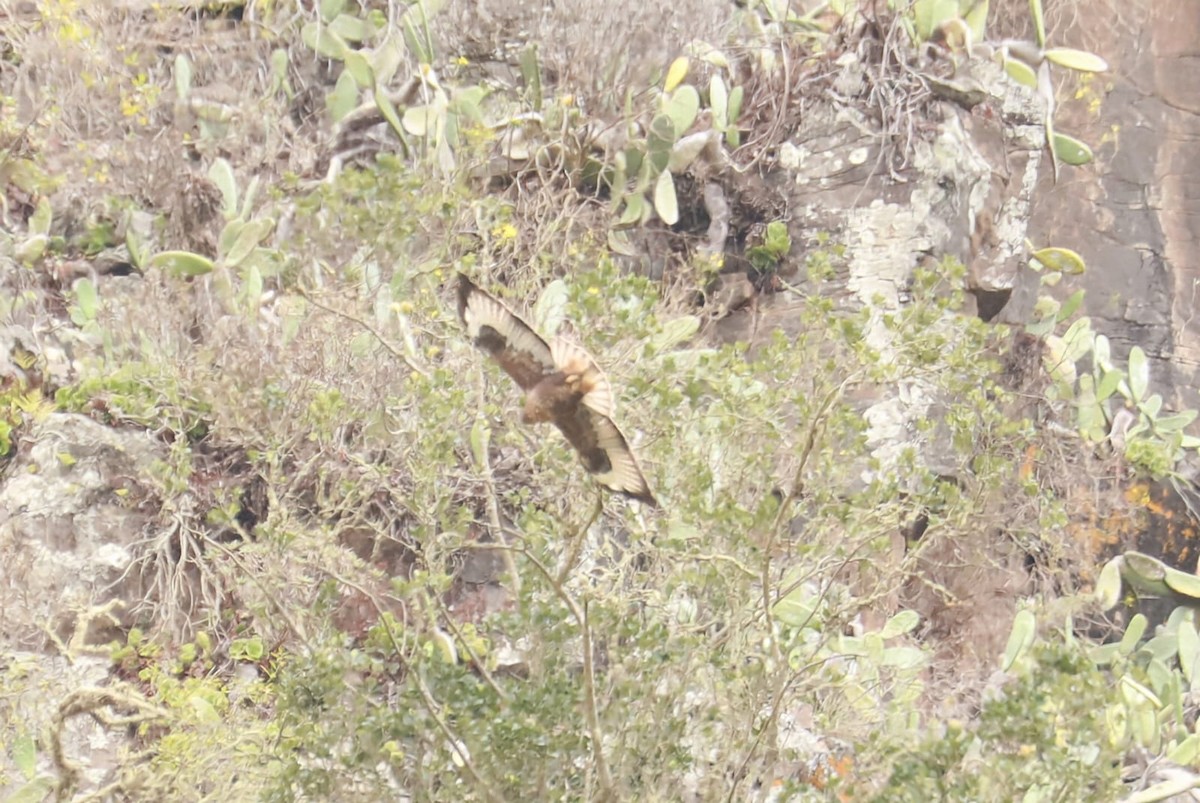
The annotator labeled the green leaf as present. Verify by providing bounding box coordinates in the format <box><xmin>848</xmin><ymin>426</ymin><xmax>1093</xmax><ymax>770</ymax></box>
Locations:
<box><xmin>218</xmin><ymin>219</ymin><xmax>244</xmax><ymax>261</ymax></box>
<box><xmin>189</xmin><ymin>694</ymin><xmax>220</xmax><ymax>723</ymax></box>
<box><xmin>15</xmin><ymin>233</ymin><xmax>47</xmax><ymax>265</ymax></box>
<box><xmin>400</xmin><ymin>3</ymin><xmax>436</xmax><ymax>64</ymax></box>
<box><xmin>1090</xmin><ymin>642</ymin><xmax>1122</xmax><ymax>666</ymax></box>
<box><xmin>174</xmin><ymin>54</ymin><xmax>193</xmax><ymax>99</ymax></box>
<box><xmin>1138</xmin><ymin>393</ymin><xmax>1162</xmax><ymax>420</ymax></box>
<box><xmin>74</xmin><ymin>277</ymin><xmax>98</xmax><ymax>322</ymax></box>
<box><xmin>1121</xmin><ymin>674</ymin><xmax>1163</xmax><ymax>710</ymax></box>
<box><xmin>301</xmin><ymin>21</ymin><xmax>349</xmax><ymax>60</ymax></box>
<box><xmin>1119</xmin><ymin>613</ymin><xmax>1148</xmax><ymax>656</ymax></box>
<box><xmin>319</xmin><ymin>0</ymin><xmax>346</xmax><ymax>21</ymax></box>
<box><xmin>1030</xmin><ymin>246</ymin><xmax>1085</xmax><ymax>274</ymax></box>
<box><xmin>881</xmin><ymin>645</ymin><xmax>926</xmax><ymax>669</ymax></box>
<box><xmin>1096</xmin><ymin>367</ymin><xmax>1124</xmax><ymax>401</ymax></box>
<box><xmin>764</xmin><ymin>221</ymin><xmax>791</xmax><ymax>254</ymax></box>
<box><xmin>342</xmin><ymin>50</ymin><xmax>373</xmax><ymax>87</ymax></box>
<box><xmin>270</xmin><ymin>48</ymin><xmax>291</xmax><ymax>96</ymax></box>
<box><xmin>664</xmin><ymin>84</ymin><xmax>700</xmax><ymax>138</ymax></box>
<box><xmin>646</xmin><ymin>114</ymin><xmax>675</xmax><ymax>175</ymax></box>
<box><xmin>879</xmin><ymin>609</ymin><xmax>921</xmax><ymax>639</ymax></box>
<box><xmin>1004</xmin><ymin>56</ymin><xmax>1039</xmax><ymax>88</ymax></box>
<box><xmin>327</xmin><ymin>70</ymin><xmax>359</xmax><ymax>124</ymax></box>
<box><xmin>912</xmin><ymin>0</ymin><xmax>958</xmax><ymax>41</ymax></box>
<box><xmin>963</xmin><ymin>0</ymin><xmax>988</xmax><ymax>42</ymax></box>
<box><xmin>1044</xmin><ymin>47</ymin><xmax>1108</xmax><ymax>72</ymax></box>
<box><xmin>231</xmin><ymin>636</ymin><xmax>265</xmax><ymax>661</ymax></box>
<box><xmin>1165</xmin><ymin>567</ymin><xmax>1200</xmax><ymax>600</ymax></box>
<box><xmin>6</xmin><ymin>777</ymin><xmax>55</xmax><ymax>803</ymax></box>
<box><xmin>728</xmin><ymin>85</ymin><xmax>744</xmax><ymax>127</ymax></box>
<box><xmin>224</xmin><ymin>218</ymin><xmax>275</xmax><ymax>267</ymax></box>
<box><xmin>1059</xmin><ymin>316</ymin><xmax>1093</xmax><ymax>363</ymax></box>
<box><xmin>1029</xmin><ymin>0</ymin><xmax>1045</xmax><ymax>47</ymax></box>
<box><xmin>664</xmin><ymin>56</ymin><xmax>689</xmax><ymax>92</ymax></box>
<box><xmin>12</xmin><ymin>732</ymin><xmax>36</xmax><ymax>780</ymax></box>
<box><xmin>654</xmin><ymin>169</ymin><xmax>679</xmax><ymax>225</ymax></box>
<box><xmin>773</xmin><ymin>585</ymin><xmax>816</xmax><ymax>628</ymax></box>
<box><xmin>1155</xmin><ymin>410</ymin><xmax>1198</xmax><ymax>432</ymax></box>
<box><xmin>1144</xmin><ymin>655</ymin><xmax>1174</xmax><ymax>701</ymax></box>
<box><xmin>1052</xmin><ymin>131</ymin><xmax>1094</xmax><ymax>166</ymax></box>
<box><xmin>149</xmin><ymin>250</ymin><xmax>216</xmax><ymax>277</ymax></box>
<box><xmin>1093</xmin><ymin>333</ymin><xmax>1113</xmax><ymax>370</ymax></box>
<box><xmin>374</xmin><ymin>87</ymin><xmax>407</xmax><ymax>141</ymax></box>
<box><xmin>1167</xmin><ymin>734</ymin><xmax>1200</xmax><ymax>769</ymax></box>
<box><xmin>533</xmin><ymin>279</ymin><xmax>568</xmax><ymax>334</ymax></box>
<box><xmin>1001</xmin><ymin>609</ymin><xmax>1036</xmax><ymax>670</ymax></box>
<box><xmin>1141</xmin><ymin>634</ymin><xmax>1179</xmax><ymax>664</ymax></box>
<box><xmin>371</xmin><ymin>37</ymin><xmax>406</xmax><ymax>86</ymax></box>
<box><xmin>1044</xmin><ymin>111</ymin><xmax>1060</xmax><ymax>182</ymax></box>
<box><xmin>1095</xmin><ymin>557</ymin><xmax>1123</xmax><ymax>610</ymax></box>
<box><xmin>402</xmin><ymin>104</ymin><xmax>437</xmax><ymax>137</ymax></box>
<box><xmin>243</xmin><ymin>265</ymin><xmax>264</xmax><ymax>312</ymax></box>
<box><xmin>1056</xmin><ymin>288</ymin><xmax>1085</xmax><ymax>321</ymax></box>
<box><xmin>1024</xmin><ymin>316</ymin><xmax>1055</xmax><ymax>337</ymax></box>
<box><xmin>28</xmin><ymin>196</ymin><xmax>50</xmax><ymax>238</ymax></box>
<box><xmin>618</xmin><ymin>193</ymin><xmax>646</xmax><ymax>225</ymax></box>
<box><xmin>519</xmin><ymin>44</ymin><xmax>542</xmax><ymax>111</ymax></box>
<box><xmin>329</xmin><ymin>12</ymin><xmax>371</xmax><ymax>42</ymax></box>
<box><xmin>710</xmin><ymin>75</ymin><xmax>728</xmax><ymax>127</ymax></box>
<box><xmin>651</xmin><ymin>315</ymin><xmax>700</xmax><ymax>353</ymax></box>
<box><xmin>470</xmin><ymin>418</ymin><xmax>490</xmax><ymax>470</ymax></box>
<box><xmin>207</xmin><ymin>158</ymin><xmax>238</xmax><ymax>216</ymax></box>
<box><xmin>1077</xmin><ymin>375</ymin><xmax>1107</xmax><ymax>440</ymax></box>
<box><xmin>1128</xmin><ymin>346</ymin><xmax>1149</xmax><ymax>402</ymax></box>
<box><xmin>240</xmin><ymin>176</ymin><xmax>261</xmax><ymax>220</ymax></box>
<box><xmin>1178</xmin><ymin>619</ymin><xmax>1200</xmax><ymax>685</ymax></box>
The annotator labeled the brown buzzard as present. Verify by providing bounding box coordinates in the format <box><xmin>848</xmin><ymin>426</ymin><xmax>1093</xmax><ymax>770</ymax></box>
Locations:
<box><xmin>457</xmin><ymin>273</ymin><xmax>656</xmax><ymax>506</ymax></box>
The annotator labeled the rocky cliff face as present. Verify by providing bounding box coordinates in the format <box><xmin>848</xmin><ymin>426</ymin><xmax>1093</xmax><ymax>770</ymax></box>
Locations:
<box><xmin>3</xmin><ymin>1</ymin><xmax>1199</xmax><ymax>797</ymax></box>
<box><xmin>1026</xmin><ymin>3</ymin><xmax>1200</xmax><ymax>412</ymax></box>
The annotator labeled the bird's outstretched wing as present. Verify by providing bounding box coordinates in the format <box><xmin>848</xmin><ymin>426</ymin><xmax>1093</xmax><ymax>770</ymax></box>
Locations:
<box><xmin>458</xmin><ymin>273</ymin><xmax>555</xmax><ymax>390</ymax></box>
<box><xmin>554</xmin><ymin>403</ymin><xmax>657</xmax><ymax>506</ymax></box>
<box><xmin>458</xmin><ymin>274</ymin><xmax>614</xmax><ymax>413</ymax></box>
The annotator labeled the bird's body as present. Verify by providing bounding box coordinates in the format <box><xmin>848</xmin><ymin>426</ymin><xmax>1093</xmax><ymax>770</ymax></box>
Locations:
<box><xmin>457</xmin><ymin>273</ymin><xmax>656</xmax><ymax>506</ymax></box>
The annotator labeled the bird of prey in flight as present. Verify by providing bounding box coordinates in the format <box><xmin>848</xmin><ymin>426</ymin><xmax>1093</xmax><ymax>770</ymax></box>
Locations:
<box><xmin>457</xmin><ymin>273</ymin><xmax>656</xmax><ymax>506</ymax></box>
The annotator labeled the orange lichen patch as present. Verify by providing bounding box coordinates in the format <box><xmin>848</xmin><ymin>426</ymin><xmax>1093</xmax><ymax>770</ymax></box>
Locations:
<box><xmin>1063</xmin><ymin>484</ymin><xmax>1134</xmax><ymax>564</ymax></box>
<box><xmin>1113</xmin><ymin>481</ymin><xmax>1200</xmax><ymax>571</ymax></box>
<box><xmin>1125</xmin><ymin>482</ymin><xmax>1152</xmax><ymax>507</ymax></box>
<box><xmin>797</xmin><ymin>753</ymin><xmax>855</xmax><ymax>798</ymax></box>
<box><xmin>1019</xmin><ymin>443</ymin><xmax>1040</xmax><ymax>483</ymax></box>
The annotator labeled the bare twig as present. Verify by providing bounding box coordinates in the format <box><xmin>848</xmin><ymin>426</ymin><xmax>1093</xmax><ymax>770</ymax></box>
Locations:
<box><xmin>556</xmin><ymin>490</ymin><xmax>606</xmax><ymax>584</ymax></box>
<box><xmin>297</xmin><ymin>287</ymin><xmax>431</xmax><ymax>380</ymax></box>
<box><xmin>522</xmin><ymin>551</ymin><xmax>616</xmax><ymax>798</ymax></box>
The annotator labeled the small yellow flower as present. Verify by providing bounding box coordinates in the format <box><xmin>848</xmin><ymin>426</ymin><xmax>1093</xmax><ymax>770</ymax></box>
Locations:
<box><xmin>491</xmin><ymin>223</ymin><xmax>518</xmax><ymax>242</ymax></box>
<box><xmin>397</xmin><ymin>300</ymin><xmax>415</xmax><ymax>315</ymax></box>
<box><xmin>455</xmin><ymin>56</ymin><xmax>469</xmax><ymax>67</ymax></box>
<box><xmin>587</xmin><ymin>286</ymin><xmax>600</xmax><ymax>296</ymax></box>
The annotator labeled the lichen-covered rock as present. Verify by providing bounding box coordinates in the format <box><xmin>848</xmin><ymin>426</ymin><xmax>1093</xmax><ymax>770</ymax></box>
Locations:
<box><xmin>0</xmin><ymin>413</ymin><xmax>163</xmax><ymax>650</ymax></box>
